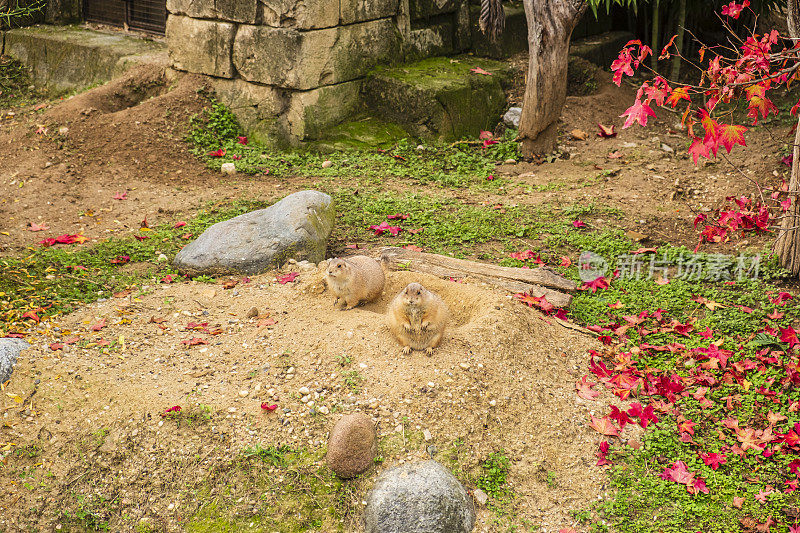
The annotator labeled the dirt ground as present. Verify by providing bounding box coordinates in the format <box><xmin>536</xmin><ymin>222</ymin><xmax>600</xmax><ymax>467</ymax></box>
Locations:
<box><xmin>0</xmin><ymin>56</ymin><xmax>793</xmax><ymax>532</ymax></box>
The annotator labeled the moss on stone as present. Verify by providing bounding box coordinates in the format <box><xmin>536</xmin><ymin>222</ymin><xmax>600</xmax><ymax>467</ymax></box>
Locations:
<box><xmin>308</xmin><ymin>117</ymin><xmax>411</xmax><ymax>151</ymax></box>
<box><xmin>363</xmin><ymin>55</ymin><xmax>514</xmax><ymax>141</ymax></box>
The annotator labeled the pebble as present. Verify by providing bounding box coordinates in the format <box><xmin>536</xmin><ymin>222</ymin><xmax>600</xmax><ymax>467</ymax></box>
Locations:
<box><xmin>427</xmin><ymin>382</ymin><xmax>435</xmax><ymax>388</ymax></box>
<box><xmin>301</xmin><ymin>395</ymin><xmax>310</xmax><ymax>404</ymax></box>
<box><xmin>504</xmin><ymin>158</ymin><xmax>517</xmax><ymax>165</ymax></box>
<box><xmin>221</xmin><ymin>162</ymin><xmax>237</xmax><ymax>174</ymax></box>
<box><xmin>227</xmin><ymin>407</ymin><xmax>237</xmax><ymax>413</ymax></box>
<box><xmin>368</xmin><ymin>399</ymin><xmax>380</xmax><ymax>409</ymax></box>
<box><xmin>489</xmin><ymin>400</ymin><xmax>497</xmax><ymax>407</ymax></box>
<box><xmin>473</xmin><ymin>488</ymin><xmax>489</xmax><ymax>506</ymax></box>
<box><xmin>246</xmin><ymin>307</ymin><xmax>259</xmax><ymax>318</ymax></box>
<box><xmin>298</xmin><ymin>386</ymin><xmax>310</xmax><ymax>395</ymax></box>
<box><xmin>239</xmin><ymin>390</ymin><xmax>249</xmax><ymax>398</ymax></box>
<box><xmin>321</xmin><ymin>160</ymin><xmax>333</xmax><ymax>168</ymax></box>
<box><xmin>319</xmin><ymin>406</ymin><xmax>329</xmax><ymax>415</ymax></box>
<box><xmin>661</xmin><ymin>143</ymin><xmax>674</xmax><ymax>153</ymax></box>
<box><xmin>459</xmin><ymin>362</ymin><xmax>470</xmax><ymax>370</ymax></box>
<box><xmin>423</xmin><ymin>429</ymin><xmax>432</xmax><ymax>441</ymax></box>
<box><xmin>254</xmin><ymin>383</ymin><xmax>262</xmax><ymax>392</ymax></box>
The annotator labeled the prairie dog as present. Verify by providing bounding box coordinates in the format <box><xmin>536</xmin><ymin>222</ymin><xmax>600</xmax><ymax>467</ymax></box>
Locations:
<box><xmin>387</xmin><ymin>282</ymin><xmax>449</xmax><ymax>356</ymax></box>
<box><xmin>325</xmin><ymin>256</ymin><xmax>386</xmax><ymax>310</ymax></box>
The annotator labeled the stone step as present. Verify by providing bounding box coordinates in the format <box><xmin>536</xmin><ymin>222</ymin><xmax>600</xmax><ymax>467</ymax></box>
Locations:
<box><xmin>2</xmin><ymin>25</ymin><xmax>167</xmax><ymax>94</ymax></box>
<box><xmin>361</xmin><ymin>55</ymin><xmax>514</xmax><ymax>141</ymax></box>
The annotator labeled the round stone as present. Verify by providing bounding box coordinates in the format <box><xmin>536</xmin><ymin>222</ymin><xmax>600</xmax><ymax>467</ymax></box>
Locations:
<box><xmin>326</xmin><ymin>413</ymin><xmax>377</xmax><ymax>479</ymax></box>
<box><xmin>364</xmin><ymin>460</ymin><xmax>475</xmax><ymax>533</ymax></box>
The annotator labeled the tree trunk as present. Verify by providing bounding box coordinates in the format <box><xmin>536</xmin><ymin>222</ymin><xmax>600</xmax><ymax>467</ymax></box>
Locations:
<box><xmin>777</xmin><ymin>0</ymin><xmax>800</xmax><ymax>277</ymax></box>
<box><xmin>650</xmin><ymin>0</ymin><xmax>660</xmax><ymax>71</ymax></box>
<box><xmin>518</xmin><ymin>0</ymin><xmax>587</xmax><ymax>157</ymax></box>
<box><xmin>670</xmin><ymin>0</ymin><xmax>686</xmax><ymax>81</ymax></box>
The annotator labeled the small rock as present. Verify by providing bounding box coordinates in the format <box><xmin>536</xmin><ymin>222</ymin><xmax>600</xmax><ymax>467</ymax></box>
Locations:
<box><xmin>502</xmin><ymin>107</ymin><xmax>521</xmax><ymax>128</ymax></box>
<box><xmin>319</xmin><ymin>405</ymin><xmax>329</xmax><ymax>415</ymax></box>
<box><xmin>368</xmin><ymin>399</ymin><xmax>380</xmax><ymax>409</ymax></box>
<box><xmin>253</xmin><ymin>383</ymin><xmax>261</xmax><ymax>392</ymax></box>
<box><xmin>489</xmin><ymin>400</ymin><xmax>497</xmax><ymax>407</ymax></box>
<box><xmin>473</xmin><ymin>488</ymin><xmax>489</xmax><ymax>506</ymax></box>
<box><xmin>58</xmin><ymin>126</ymin><xmax>69</xmax><ymax>135</ymax></box>
<box><xmin>221</xmin><ymin>162</ymin><xmax>237</xmax><ymax>174</ymax></box>
<box><xmin>326</xmin><ymin>413</ymin><xmax>378</xmax><ymax>478</ymax></box>
<box><xmin>625</xmin><ymin>230</ymin><xmax>649</xmax><ymax>242</ymax></box>
<box><xmin>661</xmin><ymin>143</ymin><xmax>674</xmax><ymax>153</ymax></box>
<box><xmin>301</xmin><ymin>395</ymin><xmax>310</xmax><ymax>403</ymax></box>
<box><xmin>503</xmin><ymin>158</ymin><xmax>517</xmax><ymax>165</ymax></box>
<box><xmin>423</xmin><ymin>429</ymin><xmax>432</xmax><ymax>441</ymax></box>
<box><xmin>239</xmin><ymin>390</ymin><xmax>249</xmax><ymax>398</ymax></box>
<box><xmin>298</xmin><ymin>386</ymin><xmax>310</xmax><ymax>395</ymax></box>
<box><xmin>246</xmin><ymin>307</ymin><xmax>259</xmax><ymax>318</ymax></box>
<box><xmin>621</xmin><ymin>141</ymin><xmax>638</xmax><ymax>148</ymax></box>
<box><xmin>459</xmin><ymin>362</ymin><xmax>470</xmax><ymax>370</ymax></box>
<box><xmin>321</xmin><ymin>160</ymin><xmax>333</xmax><ymax>168</ymax></box>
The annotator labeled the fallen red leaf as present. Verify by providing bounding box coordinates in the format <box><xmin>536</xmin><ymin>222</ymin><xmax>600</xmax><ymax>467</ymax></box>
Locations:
<box><xmin>27</xmin><ymin>222</ymin><xmax>49</xmax><ymax>232</ymax></box>
<box><xmin>49</xmin><ymin>342</ymin><xmax>64</xmax><ymax>351</ymax></box>
<box><xmin>109</xmin><ymin>255</ymin><xmax>130</xmax><ymax>265</ymax></box>
<box><xmin>576</xmin><ymin>375</ymin><xmax>600</xmax><ymax>400</ymax></box>
<box><xmin>113</xmin><ymin>192</ymin><xmax>127</xmax><ymax>200</ymax></box>
<box><xmin>277</xmin><ymin>272</ymin><xmax>299</xmax><ymax>284</ymax></box>
<box><xmin>589</xmin><ymin>415</ymin><xmax>620</xmax><ymax>437</ymax></box>
<box><xmin>597</xmin><ymin>123</ymin><xmax>617</xmax><ymax>138</ymax></box>
<box><xmin>470</xmin><ymin>67</ymin><xmax>492</xmax><ymax>75</ymax></box>
<box><xmin>207</xmin><ymin>149</ymin><xmax>226</xmax><ymax>157</ymax></box>
<box><xmin>572</xmin><ymin>220</ymin><xmax>587</xmax><ymax>228</ymax></box>
<box><xmin>261</xmin><ymin>403</ymin><xmax>278</xmax><ymax>411</ymax></box>
<box><xmin>257</xmin><ymin>317</ymin><xmax>277</xmax><ymax>327</ymax></box>
<box><xmin>173</xmin><ymin>221</ymin><xmax>187</xmax><ymax>228</ymax></box>
<box><xmin>90</xmin><ymin>318</ymin><xmax>107</xmax><ymax>332</ymax></box>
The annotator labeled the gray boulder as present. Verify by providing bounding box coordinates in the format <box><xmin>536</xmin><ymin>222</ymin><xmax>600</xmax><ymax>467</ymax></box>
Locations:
<box><xmin>364</xmin><ymin>460</ymin><xmax>475</xmax><ymax>533</ymax></box>
<box><xmin>173</xmin><ymin>190</ymin><xmax>334</xmax><ymax>276</ymax></box>
<box><xmin>503</xmin><ymin>106</ymin><xmax>521</xmax><ymax>129</ymax></box>
<box><xmin>0</xmin><ymin>338</ymin><xmax>29</xmax><ymax>384</ymax></box>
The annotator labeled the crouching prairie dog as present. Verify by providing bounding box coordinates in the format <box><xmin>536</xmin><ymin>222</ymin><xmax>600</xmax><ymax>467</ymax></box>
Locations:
<box><xmin>387</xmin><ymin>282</ymin><xmax>449</xmax><ymax>356</ymax></box>
<box><xmin>325</xmin><ymin>255</ymin><xmax>386</xmax><ymax>310</ymax></box>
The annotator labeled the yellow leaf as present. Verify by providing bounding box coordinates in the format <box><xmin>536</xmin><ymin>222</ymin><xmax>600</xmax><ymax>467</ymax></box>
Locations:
<box><xmin>5</xmin><ymin>393</ymin><xmax>23</xmax><ymax>403</ymax></box>
<box><xmin>0</xmin><ymin>232</ymin><xmax>8</xmax><ymax>236</ymax></box>
<box><xmin>743</xmin><ymin>379</ymin><xmax>751</xmax><ymax>391</ymax></box>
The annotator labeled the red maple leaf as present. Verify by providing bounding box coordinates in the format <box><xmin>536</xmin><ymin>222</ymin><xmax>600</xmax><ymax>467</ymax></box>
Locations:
<box><xmin>27</xmin><ymin>222</ymin><xmax>49</xmax><ymax>232</ymax></box>
<box><xmin>665</xmin><ymin>86</ymin><xmax>691</xmax><ymax>107</ymax></box>
<box><xmin>49</xmin><ymin>342</ymin><xmax>64</xmax><ymax>351</ymax></box>
<box><xmin>369</xmin><ymin>221</ymin><xmax>402</xmax><ymax>236</ymax></box>
<box><xmin>699</xmin><ymin>452</ymin><xmax>727</xmax><ymax>470</ymax></box>
<box><xmin>688</xmin><ymin>137</ymin><xmax>711</xmax><ymax>164</ymax></box>
<box><xmin>113</xmin><ymin>192</ymin><xmax>128</xmax><ymax>200</ymax></box>
<box><xmin>207</xmin><ymin>149</ymin><xmax>226</xmax><ymax>157</ymax></box>
<box><xmin>387</xmin><ymin>213</ymin><xmax>410</xmax><ymax>220</ymax></box>
<box><xmin>721</xmin><ymin>0</ymin><xmax>750</xmax><ymax>19</ymax></box>
<box><xmin>572</xmin><ymin>219</ymin><xmax>587</xmax><ymax>228</ymax></box>
<box><xmin>717</xmin><ymin>124</ymin><xmax>747</xmax><ymax>153</ymax></box>
<box><xmin>277</xmin><ymin>272</ymin><xmax>299</xmax><ymax>284</ymax></box>
<box><xmin>237</xmin><ymin>136</ymin><xmax>248</xmax><ymax>145</ymax></box>
<box><xmin>261</xmin><ymin>403</ymin><xmax>278</xmax><ymax>411</ymax></box>
<box><xmin>621</xmin><ymin>100</ymin><xmax>657</xmax><ymax>128</ymax></box>
<box><xmin>470</xmin><ymin>67</ymin><xmax>492</xmax><ymax>75</ymax></box>
<box><xmin>596</xmin><ymin>440</ymin><xmax>612</xmax><ymax>466</ymax></box>
<box><xmin>581</xmin><ymin>277</ymin><xmax>609</xmax><ymax>293</ymax></box>
<box><xmin>609</xmin><ymin>405</ymin><xmax>632</xmax><ymax>429</ymax></box>
<box><xmin>588</xmin><ymin>415</ymin><xmax>620</xmax><ymax>437</ymax></box>
<box><xmin>576</xmin><ymin>375</ymin><xmax>600</xmax><ymax>400</ymax></box>
<box><xmin>780</xmin><ymin>327</ymin><xmax>799</xmax><ymax>347</ymax></box>
<box><xmin>173</xmin><ymin>221</ymin><xmax>187</xmax><ymax>228</ymax></box>
<box><xmin>90</xmin><ymin>318</ymin><xmax>107</xmax><ymax>332</ymax></box>
<box><xmin>109</xmin><ymin>255</ymin><xmax>130</xmax><ymax>265</ymax></box>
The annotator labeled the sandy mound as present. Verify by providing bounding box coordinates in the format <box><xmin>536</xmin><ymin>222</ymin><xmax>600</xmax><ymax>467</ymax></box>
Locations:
<box><xmin>1</xmin><ymin>261</ymin><xmax>604</xmax><ymax>531</ymax></box>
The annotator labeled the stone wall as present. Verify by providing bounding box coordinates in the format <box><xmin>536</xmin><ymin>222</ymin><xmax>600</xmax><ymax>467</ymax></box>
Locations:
<box><xmin>165</xmin><ymin>0</ymin><xmax>472</xmax><ymax>145</ymax></box>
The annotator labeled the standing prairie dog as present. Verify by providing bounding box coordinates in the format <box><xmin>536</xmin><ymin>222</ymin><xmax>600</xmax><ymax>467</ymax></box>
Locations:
<box><xmin>325</xmin><ymin>255</ymin><xmax>386</xmax><ymax>310</ymax></box>
<box><xmin>387</xmin><ymin>282</ymin><xmax>449</xmax><ymax>356</ymax></box>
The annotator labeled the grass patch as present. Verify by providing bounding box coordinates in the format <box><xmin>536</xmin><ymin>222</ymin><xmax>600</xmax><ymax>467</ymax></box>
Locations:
<box><xmin>0</xmin><ymin>199</ymin><xmax>269</xmax><ymax>336</ymax></box>
<box><xmin>186</xmin><ymin>99</ymin><xmax>520</xmax><ymax>188</ymax></box>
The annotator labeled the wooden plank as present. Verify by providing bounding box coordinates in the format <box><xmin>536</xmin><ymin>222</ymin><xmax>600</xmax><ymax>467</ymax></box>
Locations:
<box><xmin>380</xmin><ymin>247</ymin><xmax>573</xmax><ymax>308</ymax></box>
<box><xmin>380</xmin><ymin>247</ymin><xmax>577</xmax><ymax>291</ymax></box>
